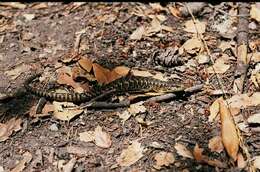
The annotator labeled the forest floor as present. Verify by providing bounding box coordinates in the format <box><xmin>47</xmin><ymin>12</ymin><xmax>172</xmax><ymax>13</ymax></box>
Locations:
<box><xmin>0</xmin><ymin>2</ymin><xmax>260</xmax><ymax>172</ymax></box>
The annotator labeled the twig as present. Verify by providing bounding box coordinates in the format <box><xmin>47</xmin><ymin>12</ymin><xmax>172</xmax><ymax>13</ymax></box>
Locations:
<box><xmin>184</xmin><ymin>3</ymin><xmax>227</xmax><ymax>99</ymax></box>
<box><xmin>233</xmin><ymin>3</ymin><xmax>250</xmax><ymax>93</ymax></box>
<box><xmin>79</xmin><ymin>89</ymin><xmax>116</xmax><ymax>109</ymax></box>
<box><xmin>85</xmin><ymin>100</ymin><xmax>130</xmax><ymax>109</ymax></box>
<box><xmin>146</xmin><ymin>84</ymin><xmax>204</xmax><ymax>103</ymax></box>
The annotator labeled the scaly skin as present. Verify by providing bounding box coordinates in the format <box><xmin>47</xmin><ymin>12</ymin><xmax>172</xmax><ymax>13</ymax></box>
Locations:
<box><xmin>25</xmin><ymin>74</ymin><xmax>185</xmax><ymax>103</ymax></box>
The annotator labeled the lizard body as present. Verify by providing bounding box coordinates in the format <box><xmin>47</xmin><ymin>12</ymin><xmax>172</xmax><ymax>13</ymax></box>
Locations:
<box><xmin>25</xmin><ymin>73</ymin><xmax>184</xmax><ymax>103</ymax></box>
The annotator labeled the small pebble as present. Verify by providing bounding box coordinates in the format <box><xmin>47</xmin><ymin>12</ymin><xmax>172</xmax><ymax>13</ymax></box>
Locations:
<box><xmin>49</xmin><ymin>123</ymin><xmax>58</xmax><ymax>131</ymax></box>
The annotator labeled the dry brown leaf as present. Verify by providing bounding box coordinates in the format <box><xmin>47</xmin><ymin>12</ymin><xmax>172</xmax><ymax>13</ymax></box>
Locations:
<box><xmin>94</xmin><ymin>126</ymin><xmax>112</xmax><ymax>148</ymax></box>
<box><xmin>128</xmin><ymin>102</ymin><xmax>147</xmax><ymax>116</ymax></box>
<box><xmin>10</xmin><ymin>152</ymin><xmax>32</xmax><ymax>172</ymax></box>
<box><xmin>168</xmin><ymin>6</ymin><xmax>181</xmax><ymax>18</ymax></box>
<box><xmin>250</xmin><ymin>4</ymin><xmax>260</xmax><ymax>22</ymax></box>
<box><xmin>93</xmin><ymin>63</ymin><xmax>110</xmax><ymax>84</ymax></box>
<box><xmin>57</xmin><ymin>72</ymin><xmax>84</xmax><ymax>93</ymax></box>
<box><xmin>174</xmin><ymin>143</ymin><xmax>193</xmax><ymax>159</ymax></box>
<box><xmin>117</xmin><ymin>140</ymin><xmax>144</xmax><ymax>167</ymax></box>
<box><xmin>208</xmin><ymin>136</ymin><xmax>224</xmax><ymax>153</ymax></box>
<box><xmin>79</xmin><ymin>131</ymin><xmax>94</xmax><ymax>142</ymax></box>
<box><xmin>153</xmin><ymin>151</ymin><xmax>175</xmax><ymax>170</ymax></box>
<box><xmin>0</xmin><ymin>117</ymin><xmax>22</xmax><ymax>142</ymax></box>
<box><xmin>53</xmin><ymin>102</ymin><xmax>83</xmax><ymax>121</ymax></box>
<box><xmin>237</xmin><ymin>153</ymin><xmax>246</xmax><ymax>169</ymax></box>
<box><xmin>193</xmin><ymin>144</ymin><xmax>204</xmax><ymax>161</ymax></box>
<box><xmin>78</xmin><ymin>58</ymin><xmax>93</xmax><ymax>72</ymax></box>
<box><xmin>130</xmin><ymin>26</ymin><xmax>145</xmax><ymax>40</ymax></box>
<box><xmin>179</xmin><ymin>38</ymin><xmax>204</xmax><ymax>55</ymax></box>
<box><xmin>107</xmin><ymin>70</ymin><xmax>122</xmax><ymax>83</ymax></box>
<box><xmin>207</xmin><ymin>57</ymin><xmax>230</xmax><ymax>74</ymax></box>
<box><xmin>112</xmin><ymin>66</ymin><xmax>130</xmax><ymax>77</ymax></box>
<box><xmin>219</xmin><ymin>99</ymin><xmax>239</xmax><ymax>161</ymax></box>
<box><xmin>184</xmin><ymin>19</ymin><xmax>206</xmax><ymax>34</ymax></box>
<box><xmin>208</xmin><ymin>97</ymin><xmax>223</xmax><ymax>122</ymax></box>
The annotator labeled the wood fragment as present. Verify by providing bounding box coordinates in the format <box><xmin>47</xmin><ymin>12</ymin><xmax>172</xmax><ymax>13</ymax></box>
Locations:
<box><xmin>233</xmin><ymin>3</ymin><xmax>250</xmax><ymax>93</ymax></box>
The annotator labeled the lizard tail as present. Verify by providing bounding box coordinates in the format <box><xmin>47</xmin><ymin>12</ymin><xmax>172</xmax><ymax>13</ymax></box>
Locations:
<box><xmin>24</xmin><ymin>73</ymin><xmax>91</xmax><ymax>103</ymax></box>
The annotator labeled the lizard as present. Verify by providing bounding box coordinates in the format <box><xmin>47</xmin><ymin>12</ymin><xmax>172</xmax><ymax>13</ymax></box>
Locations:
<box><xmin>24</xmin><ymin>73</ymin><xmax>185</xmax><ymax>103</ymax></box>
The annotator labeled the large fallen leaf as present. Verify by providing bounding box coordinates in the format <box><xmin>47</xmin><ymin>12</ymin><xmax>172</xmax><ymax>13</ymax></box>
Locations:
<box><xmin>184</xmin><ymin>19</ymin><xmax>206</xmax><ymax>34</ymax></box>
<box><xmin>179</xmin><ymin>38</ymin><xmax>204</xmax><ymax>55</ymax></box>
<box><xmin>53</xmin><ymin>102</ymin><xmax>83</xmax><ymax>121</ymax></box>
<box><xmin>219</xmin><ymin>99</ymin><xmax>239</xmax><ymax>161</ymax></box>
<box><xmin>153</xmin><ymin>151</ymin><xmax>175</xmax><ymax>170</ymax></box>
<box><xmin>117</xmin><ymin>140</ymin><xmax>144</xmax><ymax>167</ymax></box>
<box><xmin>94</xmin><ymin>126</ymin><xmax>112</xmax><ymax>148</ymax></box>
<box><xmin>208</xmin><ymin>136</ymin><xmax>224</xmax><ymax>153</ymax></box>
<box><xmin>0</xmin><ymin>117</ymin><xmax>22</xmax><ymax>142</ymax></box>
<box><xmin>174</xmin><ymin>143</ymin><xmax>193</xmax><ymax>159</ymax></box>
<box><xmin>250</xmin><ymin>4</ymin><xmax>260</xmax><ymax>22</ymax></box>
<box><xmin>10</xmin><ymin>152</ymin><xmax>32</xmax><ymax>172</ymax></box>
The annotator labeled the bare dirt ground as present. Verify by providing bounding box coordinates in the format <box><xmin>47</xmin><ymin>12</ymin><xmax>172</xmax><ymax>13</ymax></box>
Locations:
<box><xmin>0</xmin><ymin>2</ymin><xmax>260</xmax><ymax>172</ymax></box>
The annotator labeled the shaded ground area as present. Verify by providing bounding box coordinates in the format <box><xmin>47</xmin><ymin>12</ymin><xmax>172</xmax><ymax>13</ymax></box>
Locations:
<box><xmin>0</xmin><ymin>2</ymin><xmax>259</xmax><ymax>172</ymax></box>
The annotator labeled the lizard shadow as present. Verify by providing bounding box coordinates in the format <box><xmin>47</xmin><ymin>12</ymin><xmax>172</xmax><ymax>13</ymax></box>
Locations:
<box><xmin>0</xmin><ymin>87</ymin><xmax>37</xmax><ymax>122</ymax></box>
